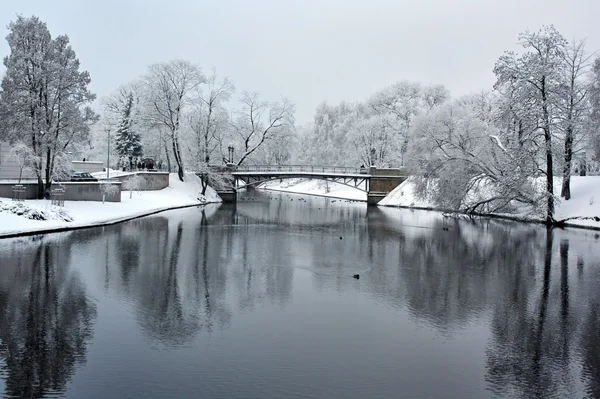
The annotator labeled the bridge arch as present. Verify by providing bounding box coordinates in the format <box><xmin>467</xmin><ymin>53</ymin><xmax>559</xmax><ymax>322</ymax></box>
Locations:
<box><xmin>237</xmin><ymin>175</ymin><xmax>368</xmax><ymax>193</ymax></box>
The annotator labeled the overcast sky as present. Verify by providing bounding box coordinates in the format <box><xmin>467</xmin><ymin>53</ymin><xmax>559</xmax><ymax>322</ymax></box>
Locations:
<box><xmin>1</xmin><ymin>0</ymin><xmax>599</xmax><ymax>123</ymax></box>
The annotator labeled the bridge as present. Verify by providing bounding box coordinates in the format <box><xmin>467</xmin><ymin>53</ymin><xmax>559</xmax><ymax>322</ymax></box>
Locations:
<box><xmin>212</xmin><ymin>165</ymin><xmax>407</xmax><ymax>205</ymax></box>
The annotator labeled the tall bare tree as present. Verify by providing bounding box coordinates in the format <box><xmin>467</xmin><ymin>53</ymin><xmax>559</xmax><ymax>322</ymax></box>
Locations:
<box><xmin>589</xmin><ymin>58</ymin><xmax>600</xmax><ymax>166</ymax></box>
<box><xmin>494</xmin><ymin>26</ymin><xmax>567</xmax><ymax>223</ymax></box>
<box><xmin>144</xmin><ymin>60</ymin><xmax>205</xmax><ymax>181</ymax></box>
<box><xmin>229</xmin><ymin>92</ymin><xmax>295</xmax><ymax>166</ymax></box>
<box><xmin>557</xmin><ymin>40</ymin><xmax>594</xmax><ymax>200</ymax></box>
<box><xmin>368</xmin><ymin>82</ymin><xmax>449</xmax><ymax>164</ymax></box>
<box><xmin>188</xmin><ymin>70</ymin><xmax>234</xmax><ymax>167</ymax></box>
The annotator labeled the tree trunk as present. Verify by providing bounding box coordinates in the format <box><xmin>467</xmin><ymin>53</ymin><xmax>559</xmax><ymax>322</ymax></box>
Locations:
<box><xmin>541</xmin><ymin>77</ymin><xmax>554</xmax><ymax>224</ymax></box>
<box><xmin>44</xmin><ymin>147</ymin><xmax>52</xmax><ymax>199</ymax></box>
<box><xmin>204</xmin><ymin>106</ymin><xmax>212</xmax><ymax>164</ymax></box>
<box><xmin>164</xmin><ymin>141</ymin><xmax>171</xmax><ymax>173</ymax></box>
<box><xmin>36</xmin><ymin>175</ymin><xmax>44</xmax><ymax>200</ymax></box>
<box><xmin>561</xmin><ymin>125</ymin><xmax>573</xmax><ymax>200</ymax></box>
<box><xmin>201</xmin><ymin>174</ymin><xmax>208</xmax><ymax>195</ymax></box>
<box><xmin>171</xmin><ymin>137</ymin><xmax>184</xmax><ymax>182</ymax></box>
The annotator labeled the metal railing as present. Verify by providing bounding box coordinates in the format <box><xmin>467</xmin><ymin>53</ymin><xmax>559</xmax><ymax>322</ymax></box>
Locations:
<box><xmin>233</xmin><ymin>165</ymin><xmax>367</xmax><ymax>174</ymax></box>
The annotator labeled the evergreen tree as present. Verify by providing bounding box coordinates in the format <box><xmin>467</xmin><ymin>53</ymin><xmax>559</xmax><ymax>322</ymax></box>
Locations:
<box><xmin>114</xmin><ymin>91</ymin><xmax>143</xmax><ymax>168</ymax></box>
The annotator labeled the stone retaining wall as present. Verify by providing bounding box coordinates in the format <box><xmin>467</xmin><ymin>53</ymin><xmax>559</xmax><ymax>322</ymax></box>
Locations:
<box><xmin>0</xmin><ymin>182</ymin><xmax>121</xmax><ymax>202</ymax></box>
<box><xmin>107</xmin><ymin>172</ymin><xmax>169</xmax><ymax>191</ymax></box>
<box><xmin>0</xmin><ymin>182</ymin><xmax>39</xmax><ymax>199</ymax></box>
<box><xmin>61</xmin><ymin>182</ymin><xmax>121</xmax><ymax>202</ymax></box>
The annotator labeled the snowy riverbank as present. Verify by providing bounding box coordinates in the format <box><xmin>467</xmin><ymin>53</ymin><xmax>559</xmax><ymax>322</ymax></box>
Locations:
<box><xmin>0</xmin><ymin>173</ymin><xmax>221</xmax><ymax>238</ymax></box>
<box><xmin>258</xmin><ymin>178</ymin><xmax>367</xmax><ymax>201</ymax></box>
<box><xmin>379</xmin><ymin>176</ymin><xmax>600</xmax><ymax>230</ymax></box>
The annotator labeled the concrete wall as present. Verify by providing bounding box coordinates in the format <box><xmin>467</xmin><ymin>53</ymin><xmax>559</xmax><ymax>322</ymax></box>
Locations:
<box><xmin>0</xmin><ymin>141</ymin><xmax>37</xmax><ymax>181</ymax></box>
<box><xmin>71</xmin><ymin>161</ymin><xmax>104</xmax><ymax>173</ymax></box>
<box><xmin>0</xmin><ymin>182</ymin><xmax>39</xmax><ymax>199</ymax></box>
<box><xmin>60</xmin><ymin>182</ymin><xmax>121</xmax><ymax>202</ymax></box>
<box><xmin>0</xmin><ymin>182</ymin><xmax>121</xmax><ymax>202</ymax></box>
<box><xmin>107</xmin><ymin>172</ymin><xmax>169</xmax><ymax>191</ymax></box>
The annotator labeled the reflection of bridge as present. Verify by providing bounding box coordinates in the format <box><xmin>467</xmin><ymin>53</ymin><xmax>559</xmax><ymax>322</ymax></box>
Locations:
<box><xmin>215</xmin><ymin>165</ymin><xmax>407</xmax><ymax>205</ymax></box>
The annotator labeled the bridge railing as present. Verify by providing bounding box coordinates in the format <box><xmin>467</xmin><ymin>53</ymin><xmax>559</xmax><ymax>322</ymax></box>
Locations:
<box><xmin>234</xmin><ymin>165</ymin><xmax>366</xmax><ymax>174</ymax></box>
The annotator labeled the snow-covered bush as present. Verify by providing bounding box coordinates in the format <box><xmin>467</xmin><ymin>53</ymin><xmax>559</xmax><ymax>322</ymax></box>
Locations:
<box><xmin>0</xmin><ymin>200</ymin><xmax>72</xmax><ymax>222</ymax></box>
<box><xmin>8</xmin><ymin>141</ymin><xmax>37</xmax><ymax>184</ymax></box>
<box><xmin>123</xmin><ymin>175</ymin><xmax>144</xmax><ymax>199</ymax></box>
<box><xmin>100</xmin><ymin>183</ymin><xmax>120</xmax><ymax>203</ymax></box>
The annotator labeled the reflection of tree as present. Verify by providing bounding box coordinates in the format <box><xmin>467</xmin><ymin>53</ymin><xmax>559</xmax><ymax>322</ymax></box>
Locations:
<box><xmin>484</xmin><ymin>230</ymin><xmax>600</xmax><ymax>398</ymax></box>
<box><xmin>362</xmin><ymin>207</ymin><xmax>546</xmax><ymax>331</ymax></box>
<box><xmin>121</xmin><ymin>213</ymin><xmax>232</xmax><ymax>346</ymax></box>
<box><xmin>136</xmin><ymin>221</ymin><xmax>200</xmax><ymax>345</ymax></box>
<box><xmin>581</xmin><ymin>304</ymin><xmax>600</xmax><ymax>398</ymax></box>
<box><xmin>116</xmin><ymin>226</ymin><xmax>141</xmax><ymax>288</ymax></box>
<box><xmin>0</xmin><ymin>240</ymin><xmax>97</xmax><ymax>398</ymax></box>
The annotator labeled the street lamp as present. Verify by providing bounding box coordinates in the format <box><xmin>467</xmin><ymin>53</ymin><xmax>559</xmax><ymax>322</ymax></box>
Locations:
<box><xmin>105</xmin><ymin>127</ymin><xmax>111</xmax><ymax>179</ymax></box>
<box><xmin>227</xmin><ymin>145</ymin><xmax>234</xmax><ymax>165</ymax></box>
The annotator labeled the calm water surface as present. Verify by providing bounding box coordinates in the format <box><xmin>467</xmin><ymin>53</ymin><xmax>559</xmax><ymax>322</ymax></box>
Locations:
<box><xmin>1</xmin><ymin>190</ymin><xmax>600</xmax><ymax>398</ymax></box>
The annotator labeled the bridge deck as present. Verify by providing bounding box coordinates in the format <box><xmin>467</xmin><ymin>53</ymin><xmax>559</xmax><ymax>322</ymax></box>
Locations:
<box><xmin>232</xmin><ymin>171</ymin><xmax>370</xmax><ymax>178</ymax></box>
<box><xmin>234</xmin><ymin>165</ymin><xmax>363</xmax><ymax>173</ymax></box>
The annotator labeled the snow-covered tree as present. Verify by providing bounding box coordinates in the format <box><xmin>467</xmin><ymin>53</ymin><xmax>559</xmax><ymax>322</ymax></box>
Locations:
<box><xmin>188</xmin><ymin>70</ymin><xmax>234</xmax><ymax>168</ymax></box>
<box><xmin>408</xmin><ymin>94</ymin><xmax>542</xmax><ymax>215</ymax></box>
<box><xmin>590</xmin><ymin>57</ymin><xmax>600</xmax><ymax>164</ymax></box>
<box><xmin>494</xmin><ymin>26</ymin><xmax>567</xmax><ymax>223</ymax></box>
<box><xmin>8</xmin><ymin>141</ymin><xmax>37</xmax><ymax>184</ymax></box>
<box><xmin>556</xmin><ymin>40</ymin><xmax>594</xmax><ymax>199</ymax></box>
<box><xmin>302</xmin><ymin>101</ymin><xmax>357</xmax><ymax>166</ymax></box>
<box><xmin>100</xmin><ymin>182</ymin><xmax>120</xmax><ymax>204</ymax></box>
<box><xmin>0</xmin><ymin>15</ymin><xmax>97</xmax><ymax>198</ymax></box>
<box><xmin>123</xmin><ymin>175</ymin><xmax>145</xmax><ymax>199</ymax></box>
<box><xmin>229</xmin><ymin>92</ymin><xmax>295</xmax><ymax>166</ymax></box>
<box><xmin>113</xmin><ymin>89</ymin><xmax>143</xmax><ymax>169</ymax></box>
<box><xmin>368</xmin><ymin>82</ymin><xmax>450</xmax><ymax>164</ymax></box>
<box><xmin>143</xmin><ymin>60</ymin><xmax>205</xmax><ymax>181</ymax></box>
<box><xmin>348</xmin><ymin>113</ymin><xmax>398</xmax><ymax>167</ymax></box>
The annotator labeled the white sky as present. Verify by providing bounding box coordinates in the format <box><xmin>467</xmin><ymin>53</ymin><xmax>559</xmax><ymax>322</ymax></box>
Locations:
<box><xmin>1</xmin><ymin>0</ymin><xmax>599</xmax><ymax>124</ymax></box>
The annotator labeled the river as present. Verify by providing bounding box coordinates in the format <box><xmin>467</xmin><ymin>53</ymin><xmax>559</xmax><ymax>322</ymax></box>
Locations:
<box><xmin>0</xmin><ymin>190</ymin><xmax>599</xmax><ymax>398</ymax></box>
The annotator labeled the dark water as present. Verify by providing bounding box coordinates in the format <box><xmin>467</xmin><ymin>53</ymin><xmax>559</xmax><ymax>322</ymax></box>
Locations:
<box><xmin>1</xmin><ymin>190</ymin><xmax>600</xmax><ymax>399</ymax></box>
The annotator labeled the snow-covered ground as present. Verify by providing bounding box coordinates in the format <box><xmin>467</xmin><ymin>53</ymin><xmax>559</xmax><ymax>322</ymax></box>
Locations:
<box><xmin>91</xmin><ymin>168</ymin><xmax>137</xmax><ymax>178</ymax></box>
<box><xmin>0</xmin><ymin>173</ymin><xmax>221</xmax><ymax>238</ymax></box>
<box><xmin>258</xmin><ymin>178</ymin><xmax>367</xmax><ymax>201</ymax></box>
<box><xmin>380</xmin><ymin>176</ymin><xmax>600</xmax><ymax>230</ymax></box>
<box><xmin>378</xmin><ymin>177</ymin><xmax>434</xmax><ymax>209</ymax></box>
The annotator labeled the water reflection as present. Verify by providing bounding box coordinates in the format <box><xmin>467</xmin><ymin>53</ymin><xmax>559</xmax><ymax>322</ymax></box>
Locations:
<box><xmin>0</xmin><ymin>236</ymin><xmax>97</xmax><ymax>398</ymax></box>
<box><xmin>484</xmin><ymin>230</ymin><xmax>600</xmax><ymax>398</ymax></box>
<box><xmin>0</xmin><ymin>193</ymin><xmax>599</xmax><ymax>398</ymax></box>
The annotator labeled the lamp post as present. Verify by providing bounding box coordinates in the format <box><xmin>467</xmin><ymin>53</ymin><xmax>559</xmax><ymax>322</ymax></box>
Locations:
<box><xmin>227</xmin><ymin>145</ymin><xmax>234</xmax><ymax>165</ymax></box>
<box><xmin>105</xmin><ymin>127</ymin><xmax>111</xmax><ymax>179</ymax></box>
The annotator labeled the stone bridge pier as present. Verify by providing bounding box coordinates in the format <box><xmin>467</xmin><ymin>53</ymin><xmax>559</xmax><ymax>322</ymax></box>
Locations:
<box><xmin>366</xmin><ymin>167</ymin><xmax>406</xmax><ymax>205</ymax></box>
